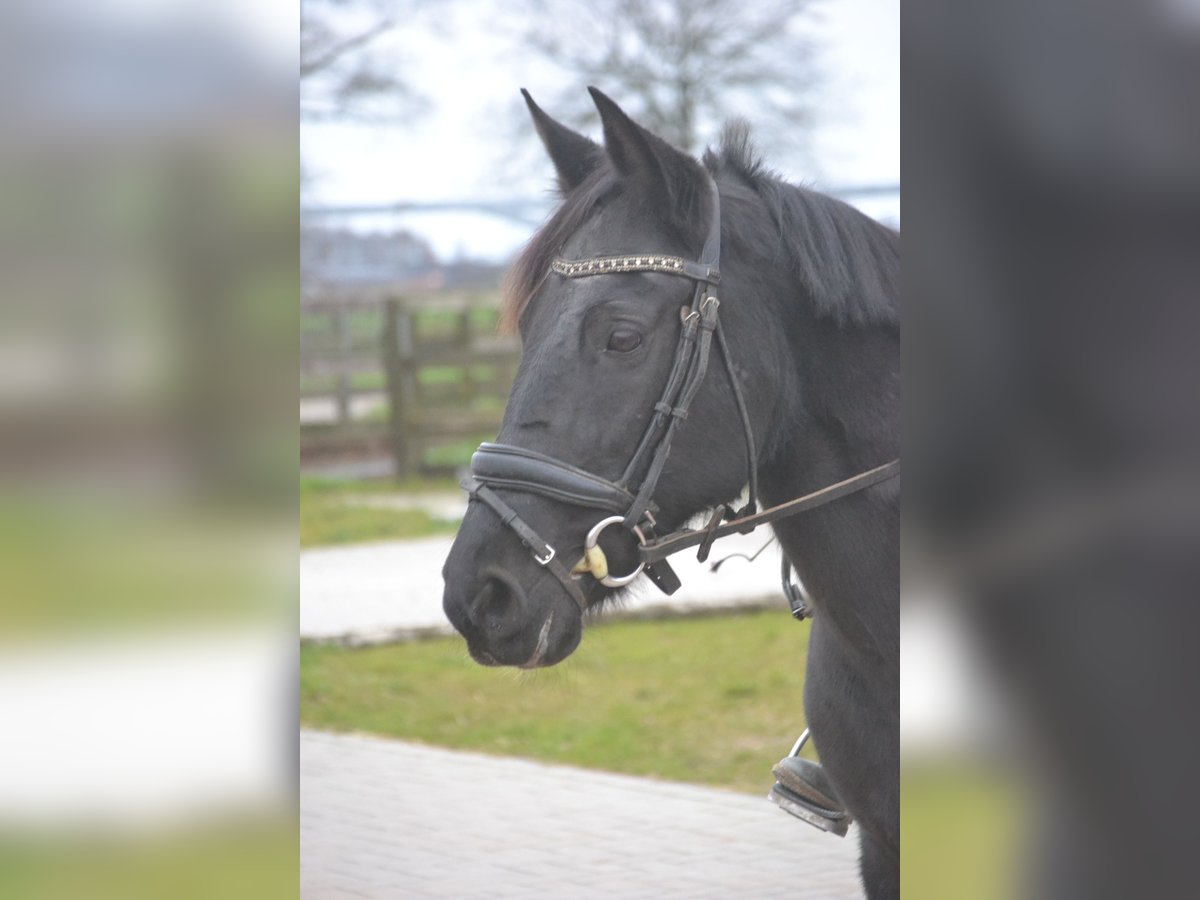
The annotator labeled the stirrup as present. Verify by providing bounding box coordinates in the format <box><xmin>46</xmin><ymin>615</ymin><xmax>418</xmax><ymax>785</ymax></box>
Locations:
<box><xmin>767</xmin><ymin>729</ymin><xmax>851</xmax><ymax>837</ymax></box>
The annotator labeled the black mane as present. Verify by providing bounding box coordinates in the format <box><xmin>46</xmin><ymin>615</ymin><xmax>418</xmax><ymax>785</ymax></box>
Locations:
<box><xmin>704</xmin><ymin>122</ymin><xmax>899</xmax><ymax>329</ymax></box>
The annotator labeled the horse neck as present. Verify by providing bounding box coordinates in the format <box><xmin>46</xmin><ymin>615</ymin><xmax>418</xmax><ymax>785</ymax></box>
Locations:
<box><xmin>758</xmin><ymin>311</ymin><xmax>900</xmax><ymax>658</ymax></box>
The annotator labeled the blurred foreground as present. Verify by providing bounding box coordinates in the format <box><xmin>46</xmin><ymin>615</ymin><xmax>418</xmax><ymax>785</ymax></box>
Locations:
<box><xmin>905</xmin><ymin>0</ymin><xmax>1200</xmax><ymax>897</ymax></box>
<box><xmin>0</xmin><ymin>0</ymin><xmax>296</xmax><ymax>896</ymax></box>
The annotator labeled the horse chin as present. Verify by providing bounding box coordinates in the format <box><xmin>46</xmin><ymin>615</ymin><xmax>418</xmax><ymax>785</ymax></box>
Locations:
<box><xmin>466</xmin><ymin>630</ymin><xmax>580</xmax><ymax>669</ymax></box>
<box><xmin>465</xmin><ymin>598</ymin><xmax>583</xmax><ymax>669</ymax></box>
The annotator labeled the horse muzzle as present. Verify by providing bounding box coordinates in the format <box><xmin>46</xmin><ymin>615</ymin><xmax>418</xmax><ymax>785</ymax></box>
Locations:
<box><xmin>442</xmin><ymin>523</ymin><xmax>586</xmax><ymax>668</ymax></box>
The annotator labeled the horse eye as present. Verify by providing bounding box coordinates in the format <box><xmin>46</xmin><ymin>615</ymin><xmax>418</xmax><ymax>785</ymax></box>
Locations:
<box><xmin>606</xmin><ymin>329</ymin><xmax>642</xmax><ymax>353</ymax></box>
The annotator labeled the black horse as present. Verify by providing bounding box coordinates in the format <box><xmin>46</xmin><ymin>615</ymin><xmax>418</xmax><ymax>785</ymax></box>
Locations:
<box><xmin>442</xmin><ymin>89</ymin><xmax>898</xmax><ymax>898</ymax></box>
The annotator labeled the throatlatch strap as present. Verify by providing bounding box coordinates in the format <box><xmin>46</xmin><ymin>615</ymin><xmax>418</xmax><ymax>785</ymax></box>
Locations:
<box><xmin>638</xmin><ymin>460</ymin><xmax>900</xmax><ymax>565</ymax></box>
<box><xmin>715</xmin><ymin>319</ymin><xmax>759</xmax><ymax>520</ymax></box>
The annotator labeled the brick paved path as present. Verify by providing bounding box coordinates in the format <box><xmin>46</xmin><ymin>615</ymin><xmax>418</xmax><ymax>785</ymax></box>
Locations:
<box><xmin>301</xmin><ymin>730</ymin><xmax>862</xmax><ymax>899</ymax></box>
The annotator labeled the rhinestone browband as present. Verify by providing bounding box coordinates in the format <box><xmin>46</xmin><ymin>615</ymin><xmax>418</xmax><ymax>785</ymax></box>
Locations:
<box><xmin>552</xmin><ymin>255</ymin><xmax>687</xmax><ymax>277</ymax></box>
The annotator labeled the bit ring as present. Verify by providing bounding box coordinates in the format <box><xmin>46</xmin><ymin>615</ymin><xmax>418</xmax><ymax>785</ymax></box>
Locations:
<box><xmin>584</xmin><ymin>516</ymin><xmax>646</xmax><ymax>587</ymax></box>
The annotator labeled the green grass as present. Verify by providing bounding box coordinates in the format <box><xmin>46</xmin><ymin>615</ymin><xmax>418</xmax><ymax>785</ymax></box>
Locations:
<box><xmin>299</xmin><ymin>475</ymin><xmax>465</xmax><ymax>547</ymax></box>
<box><xmin>300</xmin><ymin>303</ymin><xmax>500</xmax><ymax>343</ymax></box>
<box><xmin>300</xmin><ymin>307</ymin><xmax>382</xmax><ymax>338</ymax></box>
<box><xmin>302</xmin><ymin>365</ymin><xmax>510</xmax><ymax>401</ymax></box>
<box><xmin>299</xmin><ymin>475</ymin><xmax>459</xmax><ymax>496</ymax></box>
<box><xmin>0</xmin><ymin>820</ymin><xmax>296</xmax><ymax>900</ymax></box>
<box><xmin>299</xmin><ymin>497</ymin><xmax>460</xmax><ymax>547</ymax></box>
<box><xmin>300</xmin><ymin>366</ymin><xmax>505</xmax><ymax>397</ymax></box>
<box><xmin>0</xmin><ymin>500</ymin><xmax>286</xmax><ymax>636</ymax></box>
<box><xmin>901</xmin><ymin>767</ymin><xmax>1022</xmax><ymax>900</ymax></box>
<box><xmin>301</xmin><ymin>610</ymin><xmax>813</xmax><ymax>794</ymax></box>
<box><xmin>299</xmin><ymin>371</ymin><xmax>386</xmax><ymax>395</ymax></box>
<box><xmin>422</xmin><ymin>433</ymin><xmax>496</xmax><ymax>469</ymax></box>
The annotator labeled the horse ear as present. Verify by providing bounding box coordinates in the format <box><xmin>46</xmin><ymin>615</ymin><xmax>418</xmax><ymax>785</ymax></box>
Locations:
<box><xmin>522</xmin><ymin>89</ymin><xmax>602</xmax><ymax>193</ymax></box>
<box><xmin>588</xmin><ymin>86</ymin><xmax>703</xmax><ymax>204</ymax></box>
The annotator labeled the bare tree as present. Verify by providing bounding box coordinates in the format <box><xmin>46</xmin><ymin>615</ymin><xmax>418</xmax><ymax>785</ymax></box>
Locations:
<box><xmin>301</xmin><ymin>0</ymin><xmax>435</xmax><ymax>121</ymax></box>
<box><xmin>517</xmin><ymin>0</ymin><xmax>819</xmax><ymax>156</ymax></box>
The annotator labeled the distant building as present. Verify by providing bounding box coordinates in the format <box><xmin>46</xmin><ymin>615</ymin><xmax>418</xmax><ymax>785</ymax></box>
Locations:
<box><xmin>300</xmin><ymin>224</ymin><xmax>510</xmax><ymax>297</ymax></box>
<box><xmin>301</xmin><ymin>227</ymin><xmax>440</xmax><ymax>288</ymax></box>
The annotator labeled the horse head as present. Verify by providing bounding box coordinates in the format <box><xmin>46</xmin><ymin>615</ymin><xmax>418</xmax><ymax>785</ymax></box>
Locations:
<box><xmin>441</xmin><ymin>89</ymin><xmax>784</xmax><ymax>668</ymax></box>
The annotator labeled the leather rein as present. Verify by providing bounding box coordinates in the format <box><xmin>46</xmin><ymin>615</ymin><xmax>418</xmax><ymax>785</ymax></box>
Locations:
<box><xmin>462</xmin><ymin>176</ymin><xmax>899</xmax><ymax>612</ymax></box>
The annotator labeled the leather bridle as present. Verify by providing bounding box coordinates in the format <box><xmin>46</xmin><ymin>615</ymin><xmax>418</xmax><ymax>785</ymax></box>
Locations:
<box><xmin>461</xmin><ymin>176</ymin><xmax>899</xmax><ymax>613</ymax></box>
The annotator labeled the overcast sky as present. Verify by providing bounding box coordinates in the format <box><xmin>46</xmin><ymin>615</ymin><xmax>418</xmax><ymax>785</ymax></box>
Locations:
<box><xmin>303</xmin><ymin>0</ymin><xmax>898</xmax><ymax>207</ymax></box>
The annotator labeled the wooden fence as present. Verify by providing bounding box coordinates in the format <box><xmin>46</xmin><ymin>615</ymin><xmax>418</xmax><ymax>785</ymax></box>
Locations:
<box><xmin>301</xmin><ymin>287</ymin><xmax>520</xmax><ymax>476</ymax></box>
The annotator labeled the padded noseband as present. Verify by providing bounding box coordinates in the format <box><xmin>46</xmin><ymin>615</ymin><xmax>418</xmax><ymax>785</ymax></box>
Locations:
<box><xmin>469</xmin><ymin>443</ymin><xmax>643</xmax><ymax>516</ymax></box>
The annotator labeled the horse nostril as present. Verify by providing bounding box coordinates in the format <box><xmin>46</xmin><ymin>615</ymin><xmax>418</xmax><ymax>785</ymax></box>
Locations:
<box><xmin>469</xmin><ymin>572</ymin><xmax>526</xmax><ymax>635</ymax></box>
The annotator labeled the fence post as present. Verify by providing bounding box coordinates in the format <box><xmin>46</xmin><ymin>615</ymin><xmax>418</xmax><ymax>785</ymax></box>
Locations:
<box><xmin>456</xmin><ymin>306</ymin><xmax>475</xmax><ymax>406</ymax></box>
<box><xmin>332</xmin><ymin>305</ymin><xmax>351</xmax><ymax>424</ymax></box>
<box><xmin>382</xmin><ymin>297</ymin><xmax>417</xmax><ymax>478</ymax></box>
